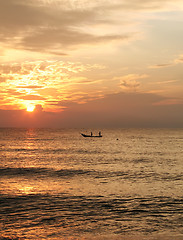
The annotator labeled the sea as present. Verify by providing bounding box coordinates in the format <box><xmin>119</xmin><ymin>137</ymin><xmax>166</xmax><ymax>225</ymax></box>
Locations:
<box><xmin>0</xmin><ymin>128</ymin><xmax>182</xmax><ymax>240</ymax></box>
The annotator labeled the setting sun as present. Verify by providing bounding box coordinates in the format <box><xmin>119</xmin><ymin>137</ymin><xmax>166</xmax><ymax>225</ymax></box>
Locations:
<box><xmin>26</xmin><ymin>105</ymin><xmax>35</xmax><ymax>112</ymax></box>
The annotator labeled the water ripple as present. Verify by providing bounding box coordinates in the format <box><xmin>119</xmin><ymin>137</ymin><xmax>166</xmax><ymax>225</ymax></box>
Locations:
<box><xmin>0</xmin><ymin>194</ymin><xmax>182</xmax><ymax>237</ymax></box>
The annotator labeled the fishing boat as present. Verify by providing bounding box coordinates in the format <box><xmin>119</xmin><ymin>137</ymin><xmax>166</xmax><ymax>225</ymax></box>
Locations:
<box><xmin>81</xmin><ymin>132</ymin><xmax>102</xmax><ymax>138</ymax></box>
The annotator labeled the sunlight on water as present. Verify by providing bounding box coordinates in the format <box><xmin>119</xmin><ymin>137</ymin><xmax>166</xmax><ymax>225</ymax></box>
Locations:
<box><xmin>0</xmin><ymin>128</ymin><xmax>183</xmax><ymax>239</ymax></box>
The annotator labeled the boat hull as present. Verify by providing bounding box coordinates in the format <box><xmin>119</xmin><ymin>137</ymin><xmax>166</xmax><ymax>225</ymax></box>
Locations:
<box><xmin>81</xmin><ymin>133</ymin><xmax>102</xmax><ymax>138</ymax></box>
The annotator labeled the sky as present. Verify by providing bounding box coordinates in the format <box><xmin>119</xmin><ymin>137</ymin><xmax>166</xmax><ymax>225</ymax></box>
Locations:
<box><xmin>0</xmin><ymin>0</ymin><xmax>183</xmax><ymax>128</ymax></box>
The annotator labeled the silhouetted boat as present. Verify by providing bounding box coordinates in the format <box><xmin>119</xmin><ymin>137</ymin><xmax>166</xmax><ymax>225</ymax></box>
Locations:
<box><xmin>81</xmin><ymin>133</ymin><xmax>102</xmax><ymax>138</ymax></box>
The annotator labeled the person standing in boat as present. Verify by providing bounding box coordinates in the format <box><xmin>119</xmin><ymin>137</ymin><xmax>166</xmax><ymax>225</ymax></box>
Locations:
<box><xmin>99</xmin><ymin>131</ymin><xmax>101</xmax><ymax>136</ymax></box>
<box><xmin>91</xmin><ymin>132</ymin><xmax>93</xmax><ymax>136</ymax></box>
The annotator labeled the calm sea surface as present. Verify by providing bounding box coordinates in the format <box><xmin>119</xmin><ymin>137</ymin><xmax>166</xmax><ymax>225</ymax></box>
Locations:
<box><xmin>0</xmin><ymin>128</ymin><xmax>183</xmax><ymax>240</ymax></box>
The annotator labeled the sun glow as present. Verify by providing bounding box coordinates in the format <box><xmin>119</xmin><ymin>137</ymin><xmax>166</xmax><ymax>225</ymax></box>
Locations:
<box><xmin>26</xmin><ymin>105</ymin><xmax>35</xmax><ymax>112</ymax></box>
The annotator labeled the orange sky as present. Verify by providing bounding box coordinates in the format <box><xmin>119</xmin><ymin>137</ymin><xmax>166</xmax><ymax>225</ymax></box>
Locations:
<box><xmin>0</xmin><ymin>0</ymin><xmax>183</xmax><ymax>128</ymax></box>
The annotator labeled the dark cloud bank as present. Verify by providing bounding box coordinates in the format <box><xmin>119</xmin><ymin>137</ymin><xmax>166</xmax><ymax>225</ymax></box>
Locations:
<box><xmin>0</xmin><ymin>0</ymin><xmax>131</xmax><ymax>54</ymax></box>
<box><xmin>0</xmin><ymin>92</ymin><xmax>183</xmax><ymax>128</ymax></box>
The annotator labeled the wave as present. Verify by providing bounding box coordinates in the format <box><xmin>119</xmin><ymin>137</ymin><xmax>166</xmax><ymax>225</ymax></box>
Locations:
<box><xmin>0</xmin><ymin>167</ymin><xmax>182</xmax><ymax>183</ymax></box>
<box><xmin>0</xmin><ymin>167</ymin><xmax>91</xmax><ymax>178</ymax></box>
<box><xmin>0</xmin><ymin>194</ymin><xmax>182</xmax><ymax>238</ymax></box>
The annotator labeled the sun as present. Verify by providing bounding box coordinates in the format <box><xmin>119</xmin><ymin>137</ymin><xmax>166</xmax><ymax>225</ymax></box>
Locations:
<box><xmin>26</xmin><ymin>105</ymin><xmax>35</xmax><ymax>112</ymax></box>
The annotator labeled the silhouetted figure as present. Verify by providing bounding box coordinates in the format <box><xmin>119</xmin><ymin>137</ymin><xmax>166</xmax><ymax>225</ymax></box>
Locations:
<box><xmin>99</xmin><ymin>131</ymin><xmax>101</xmax><ymax>136</ymax></box>
<box><xmin>91</xmin><ymin>132</ymin><xmax>93</xmax><ymax>136</ymax></box>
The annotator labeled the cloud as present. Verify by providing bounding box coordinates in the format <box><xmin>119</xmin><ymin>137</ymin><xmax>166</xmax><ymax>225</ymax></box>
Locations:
<box><xmin>4</xmin><ymin>0</ymin><xmax>181</xmax><ymax>55</ymax></box>
<box><xmin>149</xmin><ymin>63</ymin><xmax>173</xmax><ymax>69</ymax></box>
<box><xmin>102</xmin><ymin>0</ymin><xmax>183</xmax><ymax>12</ymax></box>
<box><xmin>58</xmin><ymin>91</ymin><xmax>183</xmax><ymax>128</ymax></box>
<box><xmin>1</xmin><ymin>91</ymin><xmax>183</xmax><ymax>128</ymax></box>
<box><xmin>34</xmin><ymin>104</ymin><xmax>43</xmax><ymax>112</ymax></box>
<box><xmin>153</xmin><ymin>98</ymin><xmax>183</xmax><ymax>106</ymax></box>
<box><xmin>18</xmin><ymin>85</ymin><xmax>44</xmax><ymax>89</ymax></box>
<box><xmin>156</xmin><ymin>80</ymin><xmax>179</xmax><ymax>85</ymax></box>
<box><xmin>0</xmin><ymin>64</ymin><xmax>22</xmax><ymax>74</ymax></box>
<box><xmin>174</xmin><ymin>54</ymin><xmax>183</xmax><ymax>64</ymax></box>
<box><xmin>21</xmin><ymin>95</ymin><xmax>46</xmax><ymax>100</ymax></box>
<box><xmin>119</xmin><ymin>74</ymin><xmax>148</xmax><ymax>91</ymax></box>
<box><xmin>0</xmin><ymin>60</ymin><xmax>109</xmax><ymax>110</ymax></box>
<box><xmin>148</xmin><ymin>53</ymin><xmax>183</xmax><ymax>69</ymax></box>
<box><xmin>21</xmin><ymin>28</ymin><xmax>130</xmax><ymax>53</ymax></box>
<box><xmin>1</xmin><ymin>0</ymin><xmax>182</xmax><ymax>56</ymax></box>
<box><xmin>0</xmin><ymin>0</ymin><xmax>135</xmax><ymax>54</ymax></box>
<box><xmin>0</xmin><ymin>75</ymin><xmax>8</xmax><ymax>83</ymax></box>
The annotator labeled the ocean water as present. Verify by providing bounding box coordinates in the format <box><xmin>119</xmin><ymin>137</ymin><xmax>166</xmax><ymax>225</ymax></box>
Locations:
<box><xmin>0</xmin><ymin>128</ymin><xmax>182</xmax><ymax>240</ymax></box>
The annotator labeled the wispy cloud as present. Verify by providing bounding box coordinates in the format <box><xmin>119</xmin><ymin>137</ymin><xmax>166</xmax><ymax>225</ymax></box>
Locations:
<box><xmin>2</xmin><ymin>0</ymin><xmax>182</xmax><ymax>55</ymax></box>
<box><xmin>174</xmin><ymin>54</ymin><xmax>183</xmax><ymax>63</ymax></box>
<box><xmin>119</xmin><ymin>74</ymin><xmax>148</xmax><ymax>91</ymax></box>
<box><xmin>0</xmin><ymin>0</ymin><xmax>135</xmax><ymax>55</ymax></box>
<box><xmin>21</xmin><ymin>95</ymin><xmax>46</xmax><ymax>100</ymax></box>
<box><xmin>0</xmin><ymin>60</ymin><xmax>109</xmax><ymax>110</ymax></box>
<box><xmin>149</xmin><ymin>53</ymin><xmax>183</xmax><ymax>69</ymax></box>
<box><xmin>153</xmin><ymin>98</ymin><xmax>183</xmax><ymax>106</ymax></box>
<box><xmin>17</xmin><ymin>85</ymin><xmax>44</xmax><ymax>89</ymax></box>
<box><xmin>148</xmin><ymin>63</ymin><xmax>173</xmax><ymax>69</ymax></box>
<box><xmin>156</xmin><ymin>80</ymin><xmax>179</xmax><ymax>85</ymax></box>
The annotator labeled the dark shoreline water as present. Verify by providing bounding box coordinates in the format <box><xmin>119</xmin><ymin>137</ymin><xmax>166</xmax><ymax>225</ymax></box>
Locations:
<box><xmin>0</xmin><ymin>128</ymin><xmax>183</xmax><ymax>239</ymax></box>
